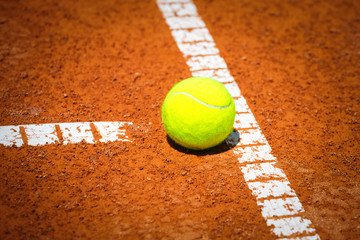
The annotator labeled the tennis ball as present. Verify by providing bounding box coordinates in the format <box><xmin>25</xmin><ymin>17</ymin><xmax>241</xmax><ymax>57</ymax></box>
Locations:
<box><xmin>162</xmin><ymin>77</ymin><xmax>235</xmax><ymax>150</ymax></box>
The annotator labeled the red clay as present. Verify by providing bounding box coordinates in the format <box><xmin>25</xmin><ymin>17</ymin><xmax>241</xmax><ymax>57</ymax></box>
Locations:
<box><xmin>0</xmin><ymin>0</ymin><xmax>359</xmax><ymax>239</ymax></box>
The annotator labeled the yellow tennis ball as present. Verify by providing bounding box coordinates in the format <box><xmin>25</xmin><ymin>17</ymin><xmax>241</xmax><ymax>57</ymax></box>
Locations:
<box><xmin>162</xmin><ymin>77</ymin><xmax>235</xmax><ymax>150</ymax></box>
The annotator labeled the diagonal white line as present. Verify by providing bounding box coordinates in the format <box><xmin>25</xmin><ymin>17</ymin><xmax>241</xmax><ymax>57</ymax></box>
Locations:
<box><xmin>156</xmin><ymin>0</ymin><xmax>320</xmax><ymax>239</ymax></box>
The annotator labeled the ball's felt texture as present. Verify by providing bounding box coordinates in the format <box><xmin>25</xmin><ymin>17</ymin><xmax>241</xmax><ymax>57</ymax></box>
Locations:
<box><xmin>162</xmin><ymin>77</ymin><xmax>236</xmax><ymax>150</ymax></box>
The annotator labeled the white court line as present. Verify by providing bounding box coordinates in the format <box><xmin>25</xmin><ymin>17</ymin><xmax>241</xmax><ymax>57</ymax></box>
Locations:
<box><xmin>156</xmin><ymin>0</ymin><xmax>320</xmax><ymax>239</ymax></box>
<box><xmin>0</xmin><ymin>122</ymin><xmax>132</xmax><ymax>147</ymax></box>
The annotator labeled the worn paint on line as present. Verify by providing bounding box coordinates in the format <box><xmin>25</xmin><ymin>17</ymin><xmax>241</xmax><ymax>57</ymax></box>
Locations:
<box><xmin>156</xmin><ymin>0</ymin><xmax>320</xmax><ymax>239</ymax></box>
<box><xmin>0</xmin><ymin>122</ymin><xmax>132</xmax><ymax>147</ymax></box>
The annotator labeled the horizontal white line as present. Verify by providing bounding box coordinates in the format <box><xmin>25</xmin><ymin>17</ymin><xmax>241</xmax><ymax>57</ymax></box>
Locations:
<box><xmin>24</xmin><ymin>123</ymin><xmax>59</xmax><ymax>146</ymax></box>
<box><xmin>0</xmin><ymin>125</ymin><xmax>24</xmax><ymax>147</ymax></box>
<box><xmin>58</xmin><ymin>122</ymin><xmax>95</xmax><ymax>145</ymax></box>
<box><xmin>0</xmin><ymin>122</ymin><xmax>132</xmax><ymax>147</ymax></box>
<box><xmin>94</xmin><ymin>122</ymin><xmax>130</xmax><ymax>143</ymax></box>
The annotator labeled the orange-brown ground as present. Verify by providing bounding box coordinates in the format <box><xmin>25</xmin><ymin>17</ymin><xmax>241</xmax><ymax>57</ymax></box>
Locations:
<box><xmin>0</xmin><ymin>0</ymin><xmax>359</xmax><ymax>239</ymax></box>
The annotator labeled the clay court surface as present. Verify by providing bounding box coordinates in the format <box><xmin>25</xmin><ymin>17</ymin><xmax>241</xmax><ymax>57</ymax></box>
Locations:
<box><xmin>0</xmin><ymin>0</ymin><xmax>359</xmax><ymax>239</ymax></box>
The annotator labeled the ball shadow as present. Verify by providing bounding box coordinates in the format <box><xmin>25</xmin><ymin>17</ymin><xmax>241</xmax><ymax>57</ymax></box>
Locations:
<box><xmin>166</xmin><ymin>129</ymin><xmax>240</xmax><ymax>156</ymax></box>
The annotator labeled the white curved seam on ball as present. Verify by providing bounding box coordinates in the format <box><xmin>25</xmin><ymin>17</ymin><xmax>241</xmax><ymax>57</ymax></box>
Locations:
<box><xmin>170</xmin><ymin>92</ymin><xmax>230</xmax><ymax>109</ymax></box>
